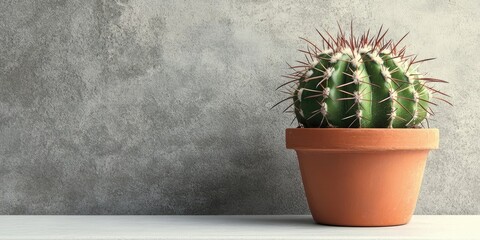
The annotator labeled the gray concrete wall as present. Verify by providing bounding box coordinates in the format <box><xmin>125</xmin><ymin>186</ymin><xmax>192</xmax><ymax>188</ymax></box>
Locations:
<box><xmin>0</xmin><ymin>0</ymin><xmax>478</xmax><ymax>214</ymax></box>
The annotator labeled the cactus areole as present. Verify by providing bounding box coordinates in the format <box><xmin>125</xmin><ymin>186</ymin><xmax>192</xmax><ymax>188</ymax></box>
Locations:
<box><xmin>276</xmin><ymin>25</ymin><xmax>450</xmax><ymax>128</ymax></box>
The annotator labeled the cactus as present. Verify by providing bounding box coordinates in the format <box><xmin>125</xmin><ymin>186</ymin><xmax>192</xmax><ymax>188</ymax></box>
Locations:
<box><xmin>276</xmin><ymin>25</ymin><xmax>450</xmax><ymax>128</ymax></box>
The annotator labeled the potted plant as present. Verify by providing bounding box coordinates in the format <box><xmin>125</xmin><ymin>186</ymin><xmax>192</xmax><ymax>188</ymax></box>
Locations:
<box><xmin>275</xmin><ymin>25</ymin><xmax>450</xmax><ymax>226</ymax></box>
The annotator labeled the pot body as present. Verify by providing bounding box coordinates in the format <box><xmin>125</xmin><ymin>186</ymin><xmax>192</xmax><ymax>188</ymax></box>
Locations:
<box><xmin>286</xmin><ymin>129</ymin><xmax>439</xmax><ymax>227</ymax></box>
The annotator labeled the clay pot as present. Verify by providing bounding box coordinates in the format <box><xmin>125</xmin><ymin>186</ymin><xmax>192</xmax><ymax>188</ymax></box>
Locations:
<box><xmin>286</xmin><ymin>128</ymin><xmax>439</xmax><ymax>227</ymax></box>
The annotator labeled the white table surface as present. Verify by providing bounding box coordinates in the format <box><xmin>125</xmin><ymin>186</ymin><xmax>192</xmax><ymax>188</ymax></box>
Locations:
<box><xmin>0</xmin><ymin>215</ymin><xmax>478</xmax><ymax>240</ymax></box>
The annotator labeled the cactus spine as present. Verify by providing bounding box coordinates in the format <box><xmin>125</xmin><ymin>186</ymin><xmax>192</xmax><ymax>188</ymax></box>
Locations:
<box><xmin>277</xmin><ymin>25</ymin><xmax>450</xmax><ymax>128</ymax></box>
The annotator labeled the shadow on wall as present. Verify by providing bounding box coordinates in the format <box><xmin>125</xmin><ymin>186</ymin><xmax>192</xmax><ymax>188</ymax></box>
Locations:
<box><xmin>163</xmin><ymin>108</ymin><xmax>284</xmax><ymax>214</ymax></box>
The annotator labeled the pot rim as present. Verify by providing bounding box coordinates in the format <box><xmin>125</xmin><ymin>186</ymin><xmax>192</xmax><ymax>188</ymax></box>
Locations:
<box><xmin>286</xmin><ymin>128</ymin><xmax>439</xmax><ymax>151</ymax></box>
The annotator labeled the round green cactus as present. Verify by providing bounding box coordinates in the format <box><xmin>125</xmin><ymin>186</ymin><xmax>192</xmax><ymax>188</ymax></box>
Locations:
<box><xmin>276</xmin><ymin>25</ymin><xmax>450</xmax><ymax>128</ymax></box>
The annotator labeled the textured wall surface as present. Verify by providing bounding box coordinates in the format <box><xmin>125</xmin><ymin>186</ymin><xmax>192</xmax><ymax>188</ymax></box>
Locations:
<box><xmin>0</xmin><ymin>0</ymin><xmax>478</xmax><ymax>214</ymax></box>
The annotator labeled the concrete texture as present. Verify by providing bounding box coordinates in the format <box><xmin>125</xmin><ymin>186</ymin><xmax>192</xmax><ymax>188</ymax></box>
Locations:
<box><xmin>0</xmin><ymin>0</ymin><xmax>478</xmax><ymax>214</ymax></box>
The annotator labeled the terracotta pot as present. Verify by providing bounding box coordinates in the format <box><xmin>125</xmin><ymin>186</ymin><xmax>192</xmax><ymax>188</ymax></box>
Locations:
<box><xmin>286</xmin><ymin>128</ymin><xmax>439</xmax><ymax>227</ymax></box>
